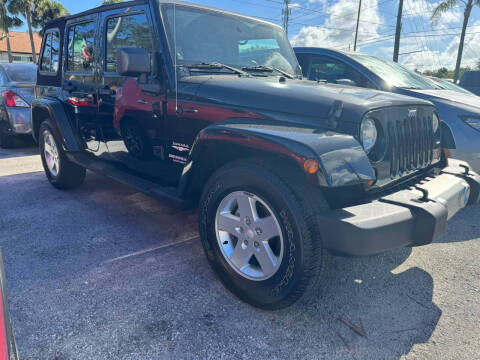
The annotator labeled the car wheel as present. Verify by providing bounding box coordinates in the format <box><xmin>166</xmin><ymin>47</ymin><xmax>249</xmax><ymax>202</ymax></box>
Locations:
<box><xmin>199</xmin><ymin>159</ymin><xmax>330</xmax><ymax>309</ymax></box>
<box><xmin>39</xmin><ymin>120</ymin><xmax>86</xmax><ymax>189</ymax></box>
<box><xmin>122</xmin><ymin>121</ymin><xmax>152</xmax><ymax>160</ymax></box>
<box><xmin>0</xmin><ymin>127</ymin><xmax>14</xmax><ymax>149</ymax></box>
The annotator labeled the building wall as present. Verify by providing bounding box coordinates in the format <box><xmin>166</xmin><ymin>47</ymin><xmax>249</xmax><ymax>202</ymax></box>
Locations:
<box><xmin>0</xmin><ymin>52</ymin><xmax>35</xmax><ymax>63</ymax></box>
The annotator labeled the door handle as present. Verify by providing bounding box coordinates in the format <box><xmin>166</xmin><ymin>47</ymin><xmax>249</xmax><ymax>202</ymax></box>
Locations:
<box><xmin>137</xmin><ymin>99</ymin><xmax>148</xmax><ymax>105</ymax></box>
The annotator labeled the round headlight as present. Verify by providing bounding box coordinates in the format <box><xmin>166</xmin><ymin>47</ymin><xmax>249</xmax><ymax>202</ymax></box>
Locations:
<box><xmin>360</xmin><ymin>117</ymin><xmax>378</xmax><ymax>153</ymax></box>
<box><xmin>432</xmin><ymin>113</ymin><xmax>439</xmax><ymax>133</ymax></box>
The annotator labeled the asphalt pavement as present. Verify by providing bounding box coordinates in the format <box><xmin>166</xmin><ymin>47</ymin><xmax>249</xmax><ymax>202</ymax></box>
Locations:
<box><xmin>0</xmin><ymin>143</ymin><xmax>479</xmax><ymax>360</ymax></box>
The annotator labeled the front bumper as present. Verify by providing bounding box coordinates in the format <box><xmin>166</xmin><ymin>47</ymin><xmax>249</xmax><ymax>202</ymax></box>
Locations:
<box><xmin>320</xmin><ymin>159</ymin><xmax>480</xmax><ymax>256</ymax></box>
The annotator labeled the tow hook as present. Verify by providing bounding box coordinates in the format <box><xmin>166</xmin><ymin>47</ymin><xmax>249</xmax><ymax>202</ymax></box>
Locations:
<box><xmin>412</xmin><ymin>186</ymin><xmax>432</xmax><ymax>203</ymax></box>
<box><xmin>459</xmin><ymin>164</ymin><xmax>470</xmax><ymax>175</ymax></box>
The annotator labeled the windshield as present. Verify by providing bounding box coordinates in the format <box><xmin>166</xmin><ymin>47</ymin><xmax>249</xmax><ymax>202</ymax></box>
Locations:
<box><xmin>350</xmin><ymin>54</ymin><xmax>441</xmax><ymax>90</ymax></box>
<box><xmin>431</xmin><ymin>78</ymin><xmax>474</xmax><ymax>94</ymax></box>
<box><xmin>160</xmin><ymin>3</ymin><xmax>300</xmax><ymax>77</ymax></box>
<box><xmin>2</xmin><ymin>64</ymin><xmax>37</xmax><ymax>83</ymax></box>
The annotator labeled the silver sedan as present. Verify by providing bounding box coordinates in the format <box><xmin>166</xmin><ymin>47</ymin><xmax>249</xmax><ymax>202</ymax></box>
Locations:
<box><xmin>0</xmin><ymin>63</ymin><xmax>37</xmax><ymax>148</ymax></box>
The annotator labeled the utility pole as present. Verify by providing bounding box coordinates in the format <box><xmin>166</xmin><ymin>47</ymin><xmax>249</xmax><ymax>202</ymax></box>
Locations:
<box><xmin>353</xmin><ymin>0</ymin><xmax>362</xmax><ymax>51</ymax></box>
<box><xmin>393</xmin><ymin>0</ymin><xmax>404</xmax><ymax>62</ymax></box>
<box><xmin>282</xmin><ymin>0</ymin><xmax>292</xmax><ymax>36</ymax></box>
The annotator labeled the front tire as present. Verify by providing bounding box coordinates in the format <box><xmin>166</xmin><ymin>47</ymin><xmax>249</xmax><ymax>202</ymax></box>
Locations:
<box><xmin>39</xmin><ymin>120</ymin><xmax>86</xmax><ymax>189</ymax></box>
<box><xmin>199</xmin><ymin>160</ymin><xmax>330</xmax><ymax>309</ymax></box>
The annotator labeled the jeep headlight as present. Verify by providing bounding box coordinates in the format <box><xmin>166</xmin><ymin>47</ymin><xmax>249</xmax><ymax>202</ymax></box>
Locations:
<box><xmin>360</xmin><ymin>116</ymin><xmax>377</xmax><ymax>153</ymax></box>
<box><xmin>432</xmin><ymin>113</ymin><xmax>439</xmax><ymax>133</ymax></box>
<box><xmin>464</xmin><ymin>117</ymin><xmax>480</xmax><ymax>132</ymax></box>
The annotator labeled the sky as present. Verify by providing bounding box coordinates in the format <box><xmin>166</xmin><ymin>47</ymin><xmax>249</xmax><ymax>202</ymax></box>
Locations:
<box><xmin>14</xmin><ymin>0</ymin><xmax>480</xmax><ymax>71</ymax></box>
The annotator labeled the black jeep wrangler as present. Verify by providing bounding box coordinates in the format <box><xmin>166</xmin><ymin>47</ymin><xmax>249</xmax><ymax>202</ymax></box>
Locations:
<box><xmin>32</xmin><ymin>0</ymin><xmax>480</xmax><ymax>309</ymax></box>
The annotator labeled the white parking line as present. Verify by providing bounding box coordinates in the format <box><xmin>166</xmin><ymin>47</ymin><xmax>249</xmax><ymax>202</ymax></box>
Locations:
<box><xmin>0</xmin><ymin>155</ymin><xmax>43</xmax><ymax>177</ymax></box>
<box><xmin>104</xmin><ymin>235</ymin><xmax>200</xmax><ymax>264</ymax></box>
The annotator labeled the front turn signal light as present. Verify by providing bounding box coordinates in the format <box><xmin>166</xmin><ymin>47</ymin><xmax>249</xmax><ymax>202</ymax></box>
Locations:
<box><xmin>304</xmin><ymin>159</ymin><xmax>319</xmax><ymax>174</ymax></box>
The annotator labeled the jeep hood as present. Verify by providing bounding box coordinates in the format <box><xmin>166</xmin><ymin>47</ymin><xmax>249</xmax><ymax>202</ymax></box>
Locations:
<box><xmin>183</xmin><ymin>75</ymin><xmax>431</xmax><ymax>122</ymax></box>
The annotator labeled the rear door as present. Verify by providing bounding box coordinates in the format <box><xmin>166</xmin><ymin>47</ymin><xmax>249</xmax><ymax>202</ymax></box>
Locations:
<box><xmin>63</xmin><ymin>14</ymin><xmax>105</xmax><ymax>156</ymax></box>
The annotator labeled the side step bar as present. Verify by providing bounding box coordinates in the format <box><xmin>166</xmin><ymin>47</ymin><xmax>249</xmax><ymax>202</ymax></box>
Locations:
<box><xmin>67</xmin><ymin>152</ymin><xmax>189</xmax><ymax>210</ymax></box>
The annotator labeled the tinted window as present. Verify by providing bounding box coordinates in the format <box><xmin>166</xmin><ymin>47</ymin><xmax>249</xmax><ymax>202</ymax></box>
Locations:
<box><xmin>308</xmin><ymin>56</ymin><xmax>370</xmax><ymax>87</ymax></box>
<box><xmin>40</xmin><ymin>30</ymin><xmax>60</xmax><ymax>73</ymax></box>
<box><xmin>105</xmin><ymin>13</ymin><xmax>152</xmax><ymax>73</ymax></box>
<box><xmin>67</xmin><ymin>22</ymin><xmax>95</xmax><ymax>72</ymax></box>
<box><xmin>295</xmin><ymin>53</ymin><xmax>311</xmax><ymax>76</ymax></box>
<box><xmin>3</xmin><ymin>64</ymin><xmax>37</xmax><ymax>82</ymax></box>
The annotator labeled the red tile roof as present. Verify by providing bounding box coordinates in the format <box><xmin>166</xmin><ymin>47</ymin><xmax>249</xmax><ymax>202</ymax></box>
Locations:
<box><xmin>0</xmin><ymin>31</ymin><xmax>42</xmax><ymax>55</ymax></box>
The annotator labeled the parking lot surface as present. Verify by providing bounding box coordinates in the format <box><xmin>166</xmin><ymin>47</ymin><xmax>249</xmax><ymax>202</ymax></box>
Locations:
<box><xmin>1</xmin><ymin>144</ymin><xmax>479</xmax><ymax>360</ymax></box>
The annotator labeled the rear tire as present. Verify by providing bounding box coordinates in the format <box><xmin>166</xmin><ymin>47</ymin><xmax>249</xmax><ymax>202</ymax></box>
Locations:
<box><xmin>0</xmin><ymin>128</ymin><xmax>14</xmax><ymax>148</ymax></box>
<box><xmin>39</xmin><ymin>120</ymin><xmax>86</xmax><ymax>189</ymax></box>
<box><xmin>199</xmin><ymin>159</ymin><xmax>330</xmax><ymax>310</ymax></box>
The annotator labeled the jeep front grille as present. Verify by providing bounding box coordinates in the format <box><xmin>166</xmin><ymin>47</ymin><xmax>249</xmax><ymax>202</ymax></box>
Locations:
<box><xmin>387</xmin><ymin>114</ymin><xmax>434</xmax><ymax>178</ymax></box>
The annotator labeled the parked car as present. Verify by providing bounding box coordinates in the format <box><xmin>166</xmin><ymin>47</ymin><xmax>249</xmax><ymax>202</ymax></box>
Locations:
<box><xmin>459</xmin><ymin>70</ymin><xmax>480</xmax><ymax>95</ymax></box>
<box><xmin>32</xmin><ymin>0</ymin><xmax>480</xmax><ymax>309</ymax></box>
<box><xmin>426</xmin><ymin>76</ymin><xmax>474</xmax><ymax>95</ymax></box>
<box><xmin>294</xmin><ymin>48</ymin><xmax>480</xmax><ymax>171</ymax></box>
<box><xmin>0</xmin><ymin>63</ymin><xmax>37</xmax><ymax>148</ymax></box>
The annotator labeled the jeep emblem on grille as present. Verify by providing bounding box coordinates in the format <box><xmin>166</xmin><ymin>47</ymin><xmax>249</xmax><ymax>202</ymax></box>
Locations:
<box><xmin>408</xmin><ymin>109</ymin><xmax>417</xmax><ymax>119</ymax></box>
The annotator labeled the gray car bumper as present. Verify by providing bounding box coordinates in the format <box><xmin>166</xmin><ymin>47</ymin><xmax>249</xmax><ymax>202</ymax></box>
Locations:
<box><xmin>319</xmin><ymin>159</ymin><xmax>480</xmax><ymax>256</ymax></box>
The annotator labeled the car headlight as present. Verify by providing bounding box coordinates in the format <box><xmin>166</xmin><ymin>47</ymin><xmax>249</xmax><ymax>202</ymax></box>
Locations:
<box><xmin>432</xmin><ymin>113</ymin><xmax>439</xmax><ymax>133</ymax></box>
<box><xmin>360</xmin><ymin>116</ymin><xmax>378</xmax><ymax>153</ymax></box>
<box><xmin>464</xmin><ymin>117</ymin><xmax>480</xmax><ymax>132</ymax></box>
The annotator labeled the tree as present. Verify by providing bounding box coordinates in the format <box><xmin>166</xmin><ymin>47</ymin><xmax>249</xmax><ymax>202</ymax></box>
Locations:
<box><xmin>31</xmin><ymin>0</ymin><xmax>69</xmax><ymax>37</ymax></box>
<box><xmin>102</xmin><ymin>0</ymin><xmax>124</xmax><ymax>4</ymax></box>
<box><xmin>0</xmin><ymin>0</ymin><xmax>22</xmax><ymax>63</ymax></box>
<box><xmin>477</xmin><ymin>59</ymin><xmax>480</xmax><ymax>70</ymax></box>
<box><xmin>432</xmin><ymin>0</ymin><xmax>480</xmax><ymax>82</ymax></box>
<box><xmin>8</xmin><ymin>0</ymin><xmax>38</xmax><ymax>63</ymax></box>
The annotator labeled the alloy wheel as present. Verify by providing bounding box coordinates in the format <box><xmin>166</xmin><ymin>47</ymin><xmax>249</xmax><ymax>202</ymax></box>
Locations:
<box><xmin>215</xmin><ymin>191</ymin><xmax>284</xmax><ymax>281</ymax></box>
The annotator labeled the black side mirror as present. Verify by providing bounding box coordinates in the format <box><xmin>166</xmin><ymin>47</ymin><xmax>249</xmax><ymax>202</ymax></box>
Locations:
<box><xmin>117</xmin><ymin>47</ymin><xmax>151</xmax><ymax>77</ymax></box>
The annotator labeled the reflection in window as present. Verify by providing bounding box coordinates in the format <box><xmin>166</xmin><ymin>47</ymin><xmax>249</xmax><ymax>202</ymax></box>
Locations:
<box><xmin>67</xmin><ymin>22</ymin><xmax>95</xmax><ymax>72</ymax></box>
<box><xmin>40</xmin><ymin>33</ymin><xmax>52</xmax><ymax>72</ymax></box>
<box><xmin>105</xmin><ymin>13</ymin><xmax>152</xmax><ymax>73</ymax></box>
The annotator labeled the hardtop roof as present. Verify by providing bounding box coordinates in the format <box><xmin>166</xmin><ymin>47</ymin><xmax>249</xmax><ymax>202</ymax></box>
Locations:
<box><xmin>43</xmin><ymin>0</ymin><xmax>282</xmax><ymax>31</ymax></box>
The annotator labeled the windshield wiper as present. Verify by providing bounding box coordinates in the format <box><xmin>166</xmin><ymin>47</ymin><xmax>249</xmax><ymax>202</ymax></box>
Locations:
<box><xmin>242</xmin><ymin>65</ymin><xmax>295</xmax><ymax>79</ymax></box>
<box><xmin>183</xmin><ymin>62</ymin><xmax>249</xmax><ymax>76</ymax></box>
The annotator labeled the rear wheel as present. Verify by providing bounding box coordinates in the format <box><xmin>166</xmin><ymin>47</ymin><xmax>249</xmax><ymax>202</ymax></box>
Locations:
<box><xmin>199</xmin><ymin>160</ymin><xmax>330</xmax><ymax>309</ymax></box>
<box><xmin>39</xmin><ymin>120</ymin><xmax>86</xmax><ymax>189</ymax></box>
<box><xmin>0</xmin><ymin>126</ymin><xmax>14</xmax><ymax>148</ymax></box>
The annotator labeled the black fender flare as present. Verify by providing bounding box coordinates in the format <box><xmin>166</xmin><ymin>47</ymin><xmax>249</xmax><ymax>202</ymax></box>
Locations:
<box><xmin>31</xmin><ymin>98</ymin><xmax>81</xmax><ymax>151</ymax></box>
<box><xmin>177</xmin><ymin>121</ymin><xmax>375</xmax><ymax>199</ymax></box>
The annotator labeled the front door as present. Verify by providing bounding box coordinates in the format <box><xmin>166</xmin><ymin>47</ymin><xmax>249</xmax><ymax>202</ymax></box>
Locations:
<box><xmin>97</xmin><ymin>6</ymin><xmax>177</xmax><ymax>183</ymax></box>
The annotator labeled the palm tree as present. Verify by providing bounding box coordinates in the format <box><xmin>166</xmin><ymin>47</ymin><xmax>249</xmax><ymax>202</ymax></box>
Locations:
<box><xmin>8</xmin><ymin>0</ymin><xmax>38</xmax><ymax>63</ymax></box>
<box><xmin>31</xmin><ymin>0</ymin><xmax>69</xmax><ymax>37</ymax></box>
<box><xmin>432</xmin><ymin>0</ymin><xmax>480</xmax><ymax>82</ymax></box>
<box><xmin>0</xmin><ymin>0</ymin><xmax>22</xmax><ymax>63</ymax></box>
